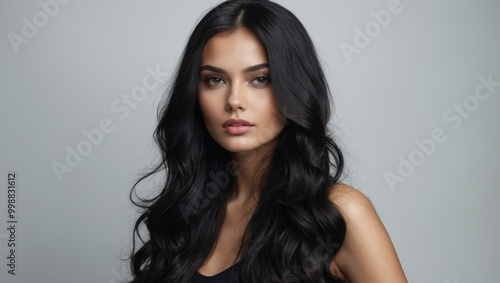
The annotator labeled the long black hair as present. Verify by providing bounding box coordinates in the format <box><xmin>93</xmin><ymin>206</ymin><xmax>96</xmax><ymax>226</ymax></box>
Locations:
<box><xmin>128</xmin><ymin>0</ymin><xmax>346</xmax><ymax>282</ymax></box>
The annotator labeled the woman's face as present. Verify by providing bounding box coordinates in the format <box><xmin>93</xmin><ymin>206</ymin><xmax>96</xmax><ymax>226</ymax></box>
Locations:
<box><xmin>198</xmin><ymin>28</ymin><xmax>285</xmax><ymax>155</ymax></box>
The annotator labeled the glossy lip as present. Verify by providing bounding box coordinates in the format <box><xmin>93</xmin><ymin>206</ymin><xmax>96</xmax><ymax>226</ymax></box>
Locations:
<box><xmin>223</xmin><ymin>118</ymin><xmax>254</xmax><ymax>135</ymax></box>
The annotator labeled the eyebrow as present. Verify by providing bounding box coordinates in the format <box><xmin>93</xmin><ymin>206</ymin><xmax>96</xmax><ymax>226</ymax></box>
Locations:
<box><xmin>199</xmin><ymin>63</ymin><xmax>269</xmax><ymax>74</ymax></box>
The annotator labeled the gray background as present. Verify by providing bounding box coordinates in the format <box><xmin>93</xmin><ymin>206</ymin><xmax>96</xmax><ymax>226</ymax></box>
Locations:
<box><xmin>1</xmin><ymin>0</ymin><xmax>499</xmax><ymax>282</ymax></box>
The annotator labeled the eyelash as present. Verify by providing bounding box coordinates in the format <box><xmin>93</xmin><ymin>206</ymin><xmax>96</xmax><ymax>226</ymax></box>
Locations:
<box><xmin>202</xmin><ymin>75</ymin><xmax>271</xmax><ymax>87</ymax></box>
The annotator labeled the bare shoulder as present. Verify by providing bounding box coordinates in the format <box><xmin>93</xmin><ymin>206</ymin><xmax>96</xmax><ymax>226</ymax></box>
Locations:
<box><xmin>327</xmin><ymin>183</ymin><xmax>408</xmax><ymax>283</ymax></box>
<box><xmin>327</xmin><ymin>183</ymin><xmax>380</xmax><ymax>227</ymax></box>
<box><xmin>328</xmin><ymin>183</ymin><xmax>372</xmax><ymax>217</ymax></box>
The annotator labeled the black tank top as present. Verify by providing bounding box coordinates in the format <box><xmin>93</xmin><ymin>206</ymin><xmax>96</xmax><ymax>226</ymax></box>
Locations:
<box><xmin>193</xmin><ymin>261</ymin><xmax>242</xmax><ymax>283</ymax></box>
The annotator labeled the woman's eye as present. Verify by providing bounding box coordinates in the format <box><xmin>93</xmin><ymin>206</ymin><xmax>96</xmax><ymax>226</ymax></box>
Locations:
<box><xmin>252</xmin><ymin>75</ymin><xmax>270</xmax><ymax>86</ymax></box>
<box><xmin>204</xmin><ymin>77</ymin><xmax>225</xmax><ymax>86</ymax></box>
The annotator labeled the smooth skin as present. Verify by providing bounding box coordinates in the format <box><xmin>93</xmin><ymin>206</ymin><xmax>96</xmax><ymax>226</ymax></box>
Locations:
<box><xmin>197</xmin><ymin>27</ymin><xmax>408</xmax><ymax>282</ymax></box>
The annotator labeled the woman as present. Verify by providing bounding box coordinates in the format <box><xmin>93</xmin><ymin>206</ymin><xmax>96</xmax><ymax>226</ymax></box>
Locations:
<box><xmin>128</xmin><ymin>0</ymin><xmax>407</xmax><ymax>282</ymax></box>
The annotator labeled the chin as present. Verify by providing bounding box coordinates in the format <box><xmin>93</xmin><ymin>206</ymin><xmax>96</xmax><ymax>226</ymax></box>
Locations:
<box><xmin>219</xmin><ymin>137</ymin><xmax>279</xmax><ymax>157</ymax></box>
<box><xmin>220</xmin><ymin>143</ymin><xmax>259</xmax><ymax>154</ymax></box>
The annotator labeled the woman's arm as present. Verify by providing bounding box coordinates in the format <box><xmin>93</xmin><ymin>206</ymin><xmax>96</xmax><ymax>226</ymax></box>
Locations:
<box><xmin>329</xmin><ymin>184</ymin><xmax>408</xmax><ymax>283</ymax></box>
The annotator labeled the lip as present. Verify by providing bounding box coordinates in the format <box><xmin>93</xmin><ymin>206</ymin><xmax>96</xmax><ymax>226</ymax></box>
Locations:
<box><xmin>223</xmin><ymin>118</ymin><xmax>254</xmax><ymax>135</ymax></box>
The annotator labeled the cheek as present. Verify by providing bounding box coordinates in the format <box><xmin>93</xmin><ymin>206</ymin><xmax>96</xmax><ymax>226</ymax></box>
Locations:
<box><xmin>198</xmin><ymin>94</ymin><xmax>217</xmax><ymax>122</ymax></box>
<box><xmin>249</xmin><ymin>89</ymin><xmax>273</xmax><ymax>110</ymax></box>
<box><xmin>198</xmin><ymin>96</ymin><xmax>227</xmax><ymax>145</ymax></box>
<box><xmin>255</xmin><ymin>95</ymin><xmax>281</xmax><ymax>119</ymax></box>
<box><xmin>254</xmin><ymin>95</ymin><xmax>285</xmax><ymax>132</ymax></box>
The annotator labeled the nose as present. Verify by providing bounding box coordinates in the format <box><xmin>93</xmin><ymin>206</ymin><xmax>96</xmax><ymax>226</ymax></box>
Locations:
<box><xmin>225</xmin><ymin>82</ymin><xmax>246</xmax><ymax>112</ymax></box>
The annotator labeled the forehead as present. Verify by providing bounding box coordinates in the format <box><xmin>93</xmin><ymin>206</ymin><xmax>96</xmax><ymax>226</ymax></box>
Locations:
<box><xmin>200</xmin><ymin>28</ymin><xmax>268</xmax><ymax>67</ymax></box>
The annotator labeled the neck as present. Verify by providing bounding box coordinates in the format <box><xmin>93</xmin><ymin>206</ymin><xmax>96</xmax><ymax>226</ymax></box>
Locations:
<box><xmin>228</xmin><ymin>142</ymin><xmax>275</xmax><ymax>205</ymax></box>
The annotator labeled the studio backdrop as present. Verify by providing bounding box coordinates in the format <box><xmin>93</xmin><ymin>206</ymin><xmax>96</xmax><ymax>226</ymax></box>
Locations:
<box><xmin>1</xmin><ymin>0</ymin><xmax>499</xmax><ymax>282</ymax></box>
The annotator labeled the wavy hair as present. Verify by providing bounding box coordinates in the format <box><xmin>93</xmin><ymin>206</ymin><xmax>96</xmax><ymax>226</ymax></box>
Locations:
<box><xmin>128</xmin><ymin>0</ymin><xmax>346</xmax><ymax>282</ymax></box>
